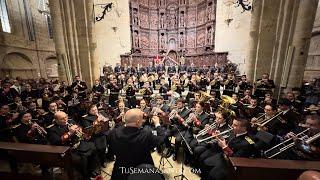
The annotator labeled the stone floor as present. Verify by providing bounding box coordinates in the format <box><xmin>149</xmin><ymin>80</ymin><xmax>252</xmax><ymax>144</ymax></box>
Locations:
<box><xmin>100</xmin><ymin>151</ymin><xmax>201</xmax><ymax>180</ymax></box>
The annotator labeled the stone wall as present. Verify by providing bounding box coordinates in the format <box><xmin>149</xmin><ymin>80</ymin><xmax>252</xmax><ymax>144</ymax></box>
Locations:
<box><xmin>0</xmin><ymin>0</ymin><xmax>56</xmax><ymax>79</ymax></box>
<box><xmin>305</xmin><ymin>2</ymin><xmax>320</xmax><ymax>81</ymax></box>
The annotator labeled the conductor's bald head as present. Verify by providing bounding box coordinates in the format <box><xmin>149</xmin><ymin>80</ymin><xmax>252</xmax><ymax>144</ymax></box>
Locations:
<box><xmin>125</xmin><ymin>109</ymin><xmax>143</xmax><ymax>127</ymax></box>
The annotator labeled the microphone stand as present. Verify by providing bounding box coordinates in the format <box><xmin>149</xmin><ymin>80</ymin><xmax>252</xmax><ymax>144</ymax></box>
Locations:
<box><xmin>173</xmin><ymin>125</ymin><xmax>192</xmax><ymax>180</ymax></box>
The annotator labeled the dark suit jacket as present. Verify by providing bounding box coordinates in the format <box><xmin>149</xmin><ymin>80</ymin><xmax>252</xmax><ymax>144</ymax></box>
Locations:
<box><xmin>107</xmin><ymin>126</ymin><xmax>166</xmax><ymax>180</ymax></box>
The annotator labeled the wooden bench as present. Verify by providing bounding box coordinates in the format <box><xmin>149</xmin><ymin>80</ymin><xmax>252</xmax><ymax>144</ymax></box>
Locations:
<box><xmin>0</xmin><ymin>142</ymin><xmax>73</xmax><ymax>180</ymax></box>
<box><xmin>228</xmin><ymin>157</ymin><xmax>320</xmax><ymax>180</ymax></box>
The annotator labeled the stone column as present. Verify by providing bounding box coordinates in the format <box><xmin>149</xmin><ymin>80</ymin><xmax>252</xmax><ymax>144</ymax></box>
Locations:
<box><xmin>48</xmin><ymin>0</ymin><xmax>70</xmax><ymax>83</ymax></box>
<box><xmin>245</xmin><ymin>0</ymin><xmax>262</xmax><ymax>81</ymax></box>
<box><xmin>86</xmin><ymin>0</ymin><xmax>100</xmax><ymax>83</ymax></box>
<box><xmin>286</xmin><ymin>0</ymin><xmax>319</xmax><ymax>89</ymax></box>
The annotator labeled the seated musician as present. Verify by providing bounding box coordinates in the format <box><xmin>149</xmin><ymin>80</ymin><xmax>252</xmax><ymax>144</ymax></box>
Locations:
<box><xmin>70</xmin><ymin>76</ymin><xmax>88</xmax><ymax>98</ymax></box>
<box><xmin>202</xmin><ymin>117</ymin><xmax>257</xmax><ymax>180</ymax></box>
<box><xmin>42</xmin><ymin>101</ymin><xmax>58</xmax><ymax>128</ymax></box>
<box><xmin>107</xmin><ymin>78</ymin><xmax>121</xmax><ymax>108</ymax></box>
<box><xmin>139</xmin><ymin>99</ymin><xmax>151</xmax><ymax>127</ymax></box>
<box><xmin>195</xmin><ymin>111</ymin><xmax>231</xmax><ymax>164</ymax></box>
<box><xmin>223</xmin><ymin>73</ymin><xmax>236</xmax><ymax>97</ymax></box>
<box><xmin>186</xmin><ymin>75</ymin><xmax>200</xmax><ymax>104</ymax></box>
<box><xmin>0</xmin><ymin>105</ymin><xmax>19</xmax><ymax>142</ymax></box>
<box><xmin>286</xmin><ymin>91</ymin><xmax>302</xmax><ymax>113</ymax></box>
<box><xmin>199</xmin><ymin>74</ymin><xmax>209</xmax><ymax>92</ymax></box>
<box><xmin>47</xmin><ymin>111</ymin><xmax>100</xmax><ymax>179</ymax></box>
<box><xmin>239</xmin><ymin>89</ymin><xmax>252</xmax><ymax>105</ymax></box>
<box><xmin>26</xmin><ymin>101</ymin><xmax>45</xmax><ymax>121</ymax></box>
<box><xmin>244</xmin><ymin>97</ymin><xmax>264</xmax><ymax>119</ymax></box>
<box><xmin>238</xmin><ymin>75</ymin><xmax>252</xmax><ymax>96</ymax></box>
<box><xmin>283</xmin><ymin>114</ymin><xmax>320</xmax><ymax>160</ymax></box>
<box><xmin>259</xmin><ymin>92</ymin><xmax>277</xmax><ymax>107</ymax></box>
<box><xmin>82</xmin><ymin>104</ymin><xmax>108</xmax><ymax>167</ymax></box>
<box><xmin>254</xmin><ymin>73</ymin><xmax>275</xmax><ymax>102</ymax></box>
<box><xmin>10</xmin><ymin>97</ymin><xmax>27</xmax><ymax>113</ymax></box>
<box><xmin>141</xmin><ymin>83</ymin><xmax>153</xmax><ymax>105</ymax></box>
<box><xmin>155</xmin><ymin>95</ymin><xmax>170</xmax><ymax>114</ymax></box>
<box><xmin>170</xmin><ymin>98</ymin><xmax>192</xmax><ymax>161</ymax></box>
<box><xmin>181</xmin><ymin>102</ymin><xmax>209</xmax><ymax>165</ymax></box>
<box><xmin>113</xmin><ymin>101</ymin><xmax>129</xmax><ymax>127</ymax></box>
<box><xmin>107</xmin><ymin>109</ymin><xmax>168</xmax><ymax>180</ymax></box>
<box><xmin>210</xmin><ymin>73</ymin><xmax>223</xmax><ymax>99</ymax></box>
<box><xmin>92</xmin><ymin>79</ymin><xmax>105</xmax><ymax>102</ymax></box>
<box><xmin>209</xmin><ymin>91</ymin><xmax>220</xmax><ymax>112</ymax></box>
<box><xmin>230</xmin><ymin>93</ymin><xmax>243</xmax><ymax>115</ymax></box>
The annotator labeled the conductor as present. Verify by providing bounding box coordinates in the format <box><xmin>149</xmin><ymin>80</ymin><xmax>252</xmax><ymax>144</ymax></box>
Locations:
<box><xmin>107</xmin><ymin>108</ymin><xmax>167</xmax><ymax>180</ymax></box>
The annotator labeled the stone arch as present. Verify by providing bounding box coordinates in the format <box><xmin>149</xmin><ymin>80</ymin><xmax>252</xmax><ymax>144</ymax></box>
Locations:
<box><xmin>0</xmin><ymin>52</ymin><xmax>36</xmax><ymax>79</ymax></box>
<box><xmin>44</xmin><ymin>56</ymin><xmax>58</xmax><ymax>79</ymax></box>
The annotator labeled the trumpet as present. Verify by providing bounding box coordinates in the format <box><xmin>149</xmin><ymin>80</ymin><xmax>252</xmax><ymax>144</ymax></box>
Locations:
<box><xmin>27</xmin><ymin>121</ymin><xmax>47</xmax><ymax>137</ymax></box>
<box><xmin>196</xmin><ymin>125</ymin><xmax>233</xmax><ymax>144</ymax></box>
<box><xmin>182</xmin><ymin>112</ymin><xmax>196</xmax><ymax>127</ymax></box>
<box><xmin>123</xmin><ymin>84</ymin><xmax>131</xmax><ymax>91</ymax></box>
<box><xmin>168</xmin><ymin>109</ymin><xmax>178</xmax><ymax>120</ymax></box>
<box><xmin>264</xmin><ymin>128</ymin><xmax>310</xmax><ymax>158</ymax></box>
<box><xmin>67</xmin><ymin>123</ymin><xmax>85</xmax><ymax>140</ymax></box>
<box><xmin>194</xmin><ymin>122</ymin><xmax>218</xmax><ymax>139</ymax></box>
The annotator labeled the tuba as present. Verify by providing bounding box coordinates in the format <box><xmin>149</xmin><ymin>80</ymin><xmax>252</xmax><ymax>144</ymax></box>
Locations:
<box><xmin>199</xmin><ymin>91</ymin><xmax>212</xmax><ymax>103</ymax></box>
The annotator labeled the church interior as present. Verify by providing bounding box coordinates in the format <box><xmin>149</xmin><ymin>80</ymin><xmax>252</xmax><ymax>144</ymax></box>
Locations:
<box><xmin>0</xmin><ymin>0</ymin><xmax>320</xmax><ymax>179</ymax></box>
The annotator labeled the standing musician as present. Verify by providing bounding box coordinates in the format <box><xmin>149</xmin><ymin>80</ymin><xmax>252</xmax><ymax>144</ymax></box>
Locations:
<box><xmin>223</xmin><ymin>73</ymin><xmax>237</xmax><ymax>97</ymax></box>
<box><xmin>238</xmin><ymin>75</ymin><xmax>252</xmax><ymax>96</ymax></box>
<box><xmin>107</xmin><ymin>109</ymin><xmax>168</xmax><ymax>180</ymax></box>
<box><xmin>254</xmin><ymin>73</ymin><xmax>275</xmax><ymax>101</ymax></box>
<box><xmin>47</xmin><ymin>111</ymin><xmax>100</xmax><ymax>179</ymax></box>
<box><xmin>186</xmin><ymin>75</ymin><xmax>200</xmax><ymax>103</ymax></box>
<box><xmin>156</xmin><ymin>63</ymin><xmax>166</xmax><ymax>85</ymax></box>
<box><xmin>178</xmin><ymin>62</ymin><xmax>188</xmax><ymax>76</ymax></box>
<box><xmin>70</xmin><ymin>76</ymin><xmax>88</xmax><ymax>98</ymax></box>
<box><xmin>187</xmin><ymin>63</ymin><xmax>198</xmax><ymax>77</ymax></box>
<box><xmin>210</xmin><ymin>73</ymin><xmax>223</xmax><ymax>99</ymax></box>
<box><xmin>167</xmin><ymin>65</ymin><xmax>177</xmax><ymax>88</ymax></box>
<box><xmin>107</xmin><ymin>78</ymin><xmax>122</xmax><ymax>108</ymax></box>
<box><xmin>126</xmin><ymin>65</ymin><xmax>136</xmax><ymax>77</ymax></box>
<box><xmin>146</xmin><ymin>62</ymin><xmax>157</xmax><ymax>89</ymax></box>
<box><xmin>15</xmin><ymin>112</ymin><xmax>47</xmax><ymax>144</ymax></box>
<box><xmin>202</xmin><ymin>117</ymin><xmax>257</xmax><ymax>180</ymax></box>
<box><xmin>159</xmin><ymin>77</ymin><xmax>169</xmax><ymax>100</ymax></box>
<box><xmin>124</xmin><ymin>78</ymin><xmax>137</xmax><ymax>108</ymax></box>
<box><xmin>82</xmin><ymin>104</ymin><xmax>109</xmax><ymax>167</ymax></box>
<box><xmin>114</xmin><ymin>63</ymin><xmax>124</xmax><ymax>75</ymax></box>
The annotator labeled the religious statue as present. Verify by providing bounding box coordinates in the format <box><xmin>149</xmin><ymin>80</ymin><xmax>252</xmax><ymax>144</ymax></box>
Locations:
<box><xmin>160</xmin><ymin>14</ymin><xmax>165</xmax><ymax>28</ymax></box>
<box><xmin>207</xmin><ymin>5</ymin><xmax>212</xmax><ymax>21</ymax></box>
<box><xmin>180</xmin><ymin>13</ymin><xmax>185</xmax><ymax>27</ymax></box>
<box><xmin>207</xmin><ymin>28</ymin><xmax>212</xmax><ymax>45</ymax></box>
<box><xmin>160</xmin><ymin>36</ymin><xmax>165</xmax><ymax>49</ymax></box>
<box><xmin>133</xmin><ymin>10</ymin><xmax>139</xmax><ymax>25</ymax></box>
<box><xmin>180</xmin><ymin>34</ymin><xmax>184</xmax><ymax>47</ymax></box>
<box><xmin>134</xmin><ymin>32</ymin><xmax>139</xmax><ymax>47</ymax></box>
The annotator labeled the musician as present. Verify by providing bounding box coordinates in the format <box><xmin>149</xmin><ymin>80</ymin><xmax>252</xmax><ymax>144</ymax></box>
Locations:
<box><xmin>0</xmin><ymin>104</ymin><xmax>19</xmax><ymax>141</ymax></box>
<box><xmin>182</xmin><ymin>102</ymin><xmax>210</xmax><ymax>164</ymax></box>
<box><xmin>138</xmin><ymin>72</ymin><xmax>148</xmax><ymax>88</ymax></box>
<box><xmin>186</xmin><ymin>75</ymin><xmax>200</xmax><ymax>103</ymax></box>
<box><xmin>107</xmin><ymin>108</ymin><xmax>168</xmax><ymax>180</ymax></box>
<box><xmin>113</xmin><ymin>101</ymin><xmax>129</xmax><ymax>127</ymax></box>
<box><xmin>171</xmin><ymin>98</ymin><xmax>192</xmax><ymax>160</ymax></box>
<box><xmin>141</xmin><ymin>83</ymin><xmax>153</xmax><ymax>105</ymax></box>
<box><xmin>137</xmin><ymin>64</ymin><xmax>146</xmax><ymax>77</ymax></box>
<box><xmin>47</xmin><ymin>111</ymin><xmax>100</xmax><ymax>179</ymax></box>
<box><xmin>240</xmin><ymin>89</ymin><xmax>252</xmax><ymax>105</ymax></box>
<box><xmin>244</xmin><ymin>97</ymin><xmax>264</xmax><ymax>119</ymax></box>
<box><xmin>92</xmin><ymin>79</ymin><xmax>105</xmax><ymax>102</ymax></box>
<box><xmin>260</xmin><ymin>92</ymin><xmax>277</xmax><ymax>107</ymax></box>
<box><xmin>107</xmin><ymin>78</ymin><xmax>122</xmax><ymax>107</ymax></box>
<box><xmin>223</xmin><ymin>73</ymin><xmax>236</xmax><ymax>96</ymax></box>
<box><xmin>155</xmin><ymin>95</ymin><xmax>170</xmax><ymax>114</ymax></box>
<box><xmin>159</xmin><ymin>78</ymin><xmax>169</xmax><ymax>100</ymax></box>
<box><xmin>15</xmin><ymin>112</ymin><xmax>47</xmax><ymax>144</ymax></box>
<box><xmin>209</xmin><ymin>91</ymin><xmax>220</xmax><ymax>112</ymax></box>
<box><xmin>230</xmin><ymin>93</ymin><xmax>243</xmax><ymax>115</ymax></box>
<box><xmin>70</xmin><ymin>76</ymin><xmax>88</xmax><ymax>98</ymax></box>
<box><xmin>238</xmin><ymin>75</ymin><xmax>252</xmax><ymax>96</ymax></box>
<box><xmin>82</xmin><ymin>104</ymin><xmax>108</xmax><ymax>167</ymax></box>
<box><xmin>202</xmin><ymin>117</ymin><xmax>257</xmax><ymax>180</ymax></box>
<box><xmin>167</xmin><ymin>65</ymin><xmax>177</xmax><ymax>88</ymax></box>
<box><xmin>139</xmin><ymin>99</ymin><xmax>151</xmax><ymax>118</ymax></box>
<box><xmin>194</xmin><ymin>111</ymin><xmax>231</xmax><ymax>164</ymax></box>
<box><xmin>286</xmin><ymin>91</ymin><xmax>302</xmax><ymax>113</ymax></box>
<box><xmin>187</xmin><ymin>63</ymin><xmax>198</xmax><ymax>76</ymax></box>
<box><xmin>21</xmin><ymin>83</ymin><xmax>38</xmax><ymax>101</ymax></box>
<box><xmin>114</xmin><ymin>63</ymin><xmax>124</xmax><ymax>75</ymax></box>
<box><xmin>209</xmin><ymin>63</ymin><xmax>220</xmax><ymax>74</ymax></box>
<box><xmin>125</xmin><ymin>78</ymin><xmax>137</xmax><ymax>108</ymax></box>
<box><xmin>199</xmin><ymin>74</ymin><xmax>209</xmax><ymax>92</ymax></box>
<box><xmin>210</xmin><ymin>73</ymin><xmax>223</xmax><ymax>99</ymax></box>
<box><xmin>156</xmin><ymin>63</ymin><xmax>166</xmax><ymax>77</ymax></box>
<box><xmin>10</xmin><ymin>97</ymin><xmax>27</xmax><ymax>113</ymax></box>
<box><xmin>42</xmin><ymin>102</ymin><xmax>58</xmax><ymax>128</ymax></box>
<box><xmin>254</xmin><ymin>73</ymin><xmax>275</xmax><ymax>101</ymax></box>
<box><xmin>10</xmin><ymin>80</ymin><xmax>22</xmax><ymax>98</ymax></box>
<box><xmin>268</xmin><ymin>98</ymin><xmax>299</xmax><ymax>137</ymax></box>
<box><xmin>126</xmin><ymin>65</ymin><xmax>136</xmax><ymax>77</ymax></box>
<box><xmin>40</xmin><ymin>87</ymin><xmax>52</xmax><ymax>111</ymax></box>
<box><xmin>178</xmin><ymin>62</ymin><xmax>188</xmax><ymax>77</ymax></box>
<box><xmin>171</xmin><ymin>76</ymin><xmax>184</xmax><ymax>95</ymax></box>
<box><xmin>0</xmin><ymin>83</ymin><xmax>15</xmax><ymax>105</ymax></box>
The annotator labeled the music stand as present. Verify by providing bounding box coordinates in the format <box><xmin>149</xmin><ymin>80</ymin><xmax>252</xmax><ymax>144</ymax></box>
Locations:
<box><xmin>158</xmin><ymin>141</ymin><xmax>173</xmax><ymax>170</ymax></box>
<box><xmin>173</xmin><ymin>125</ymin><xmax>192</xmax><ymax>180</ymax></box>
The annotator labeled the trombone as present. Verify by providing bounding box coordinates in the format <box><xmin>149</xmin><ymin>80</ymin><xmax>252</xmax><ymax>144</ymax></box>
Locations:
<box><xmin>197</xmin><ymin>125</ymin><xmax>233</xmax><ymax>144</ymax></box>
<box><xmin>264</xmin><ymin>128</ymin><xmax>310</xmax><ymax>158</ymax></box>
<box><xmin>251</xmin><ymin>110</ymin><xmax>284</xmax><ymax>129</ymax></box>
